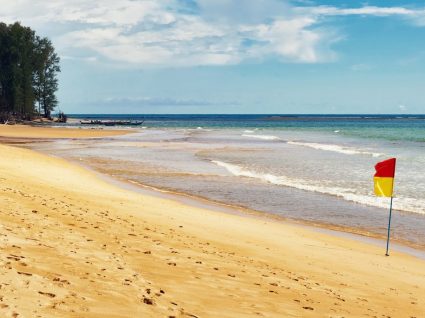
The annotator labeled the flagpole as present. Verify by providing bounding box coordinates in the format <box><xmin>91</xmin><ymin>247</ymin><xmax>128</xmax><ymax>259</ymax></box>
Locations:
<box><xmin>385</xmin><ymin>196</ymin><xmax>393</xmax><ymax>256</ymax></box>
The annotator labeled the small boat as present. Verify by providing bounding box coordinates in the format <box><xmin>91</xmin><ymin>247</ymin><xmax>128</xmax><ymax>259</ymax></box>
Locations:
<box><xmin>80</xmin><ymin>120</ymin><xmax>102</xmax><ymax>125</ymax></box>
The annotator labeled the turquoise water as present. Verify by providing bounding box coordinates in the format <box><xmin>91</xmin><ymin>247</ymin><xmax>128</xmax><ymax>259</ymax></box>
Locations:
<box><xmin>68</xmin><ymin>114</ymin><xmax>425</xmax><ymax>142</ymax></box>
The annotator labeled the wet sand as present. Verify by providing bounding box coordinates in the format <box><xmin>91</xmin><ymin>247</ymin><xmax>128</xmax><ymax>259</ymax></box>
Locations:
<box><xmin>0</xmin><ymin>124</ymin><xmax>129</xmax><ymax>139</ymax></box>
<box><xmin>0</xmin><ymin>132</ymin><xmax>424</xmax><ymax>317</ymax></box>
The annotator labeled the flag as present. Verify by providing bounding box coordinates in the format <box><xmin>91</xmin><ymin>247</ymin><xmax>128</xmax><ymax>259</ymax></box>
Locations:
<box><xmin>374</xmin><ymin>158</ymin><xmax>396</xmax><ymax>197</ymax></box>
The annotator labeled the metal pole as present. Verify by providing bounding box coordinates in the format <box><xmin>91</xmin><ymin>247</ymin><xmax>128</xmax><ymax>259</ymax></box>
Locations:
<box><xmin>385</xmin><ymin>196</ymin><xmax>393</xmax><ymax>256</ymax></box>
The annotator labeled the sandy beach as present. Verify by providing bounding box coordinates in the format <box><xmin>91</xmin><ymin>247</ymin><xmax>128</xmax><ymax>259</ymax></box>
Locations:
<box><xmin>0</xmin><ymin>126</ymin><xmax>424</xmax><ymax>317</ymax></box>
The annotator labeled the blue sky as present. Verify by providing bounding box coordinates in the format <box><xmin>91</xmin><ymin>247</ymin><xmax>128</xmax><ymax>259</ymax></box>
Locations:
<box><xmin>1</xmin><ymin>0</ymin><xmax>425</xmax><ymax>114</ymax></box>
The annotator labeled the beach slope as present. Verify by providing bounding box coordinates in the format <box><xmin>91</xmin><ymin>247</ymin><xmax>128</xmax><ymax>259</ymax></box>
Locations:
<box><xmin>0</xmin><ymin>143</ymin><xmax>424</xmax><ymax>317</ymax></box>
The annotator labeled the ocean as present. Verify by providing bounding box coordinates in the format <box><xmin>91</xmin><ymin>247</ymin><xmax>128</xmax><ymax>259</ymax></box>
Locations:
<box><xmin>32</xmin><ymin>114</ymin><xmax>425</xmax><ymax>248</ymax></box>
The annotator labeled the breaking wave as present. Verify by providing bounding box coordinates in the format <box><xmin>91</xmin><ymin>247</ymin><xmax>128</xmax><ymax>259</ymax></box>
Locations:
<box><xmin>287</xmin><ymin>141</ymin><xmax>383</xmax><ymax>157</ymax></box>
<box><xmin>242</xmin><ymin>134</ymin><xmax>281</xmax><ymax>140</ymax></box>
<box><xmin>212</xmin><ymin>160</ymin><xmax>424</xmax><ymax>215</ymax></box>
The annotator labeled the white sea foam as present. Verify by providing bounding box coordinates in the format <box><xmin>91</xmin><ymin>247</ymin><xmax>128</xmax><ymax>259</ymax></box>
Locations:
<box><xmin>243</xmin><ymin>130</ymin><xmax>255</xmax><ymax>133</ymax></box>
<box><xmin>212</xmin><ymin>160</ymin><xmax>425</xmax><ymax>215</ymax></box>
<box><xmin>287</xmin><ymin>141</ymin><xmax>382</xmax><ymax>157</ymax></box>
<box><xmin>242</xmin><ymin>134</ymin><xmax>281</xmax><ymax>140</ymax></box>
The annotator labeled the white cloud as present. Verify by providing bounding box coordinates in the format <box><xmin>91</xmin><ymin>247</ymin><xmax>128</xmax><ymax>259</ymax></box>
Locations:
<box><xmin>0</xmin><ymin>0</ymin><xmax>174</xmax><ymax>27</ymax></box>
<box><xmin>1</xmin><ymin>1</ymin><xmax>425</xmax><ymax>67</ymax></box>
<box><xmin>299</xmin><ymin>5</ymin><xmax>425</xmax><ymax>26</ymax></box>
<box><xmin>304</xmin><ymin>6</ymin><xmax>415</xmax><ymax>17</ymax></box>
<box><xmin>244</xmin><ymin>17</ymin><xmax>334</xmax><ymax>63</ymax></box>
<box><xmin>55</xmin><ymin>1</ymin><xmax>335</xmax><ymax>66</ymax></box>
<box><xmin>61</xmin><ymin>55</ymin><xmax>98</xmax><ymax>63</ymax></box>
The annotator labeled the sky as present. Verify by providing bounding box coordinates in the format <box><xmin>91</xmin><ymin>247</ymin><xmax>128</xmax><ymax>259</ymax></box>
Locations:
<box><xmin>1</xmin><ymin>0</ymin><xmax>425</xmax><ymax>114</ymax></box>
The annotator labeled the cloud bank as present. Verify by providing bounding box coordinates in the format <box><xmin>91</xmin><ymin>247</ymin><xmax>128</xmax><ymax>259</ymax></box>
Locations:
<box><xmin>1</xmin><ymin>0</ymin><xmax>424</xmax><ymax>67</ymax></box>
<box><xmin>103</xmin><ymin>97</ymin><xmax>239</xmax><ymax>107</ymax></box>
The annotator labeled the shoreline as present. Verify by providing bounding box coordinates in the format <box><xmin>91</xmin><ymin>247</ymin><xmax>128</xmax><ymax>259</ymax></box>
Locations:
<box><xmin>52</xmin><ymin>144</ymin><xmax>425</xmax><ymax>255</ymax></box>
<box><xmin>2</xmin><ymin>124</ymin><xmax>424</xmax><ymax>255</ymax></box>
<box><xmin>83</xmin><ymin>163</ymin><xmax>425</xmax><ymax>260</ymax></box>
<box><xmin>1</xmin><ymin>125</ymin><xmax>425</xmax><ymax>316</ymax></box>
<box><xmin>0</xmin><ymin>124</ymin><xmax>130</xmax><ymax>139</ymax></box>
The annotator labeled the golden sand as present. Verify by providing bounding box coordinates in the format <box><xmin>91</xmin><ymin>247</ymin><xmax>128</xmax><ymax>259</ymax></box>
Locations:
<box><xmin>0</xmin><ymin>124</ymin><xmax>128</xmax><ymax>139</ymax></box>
<box><xmin>0</xmin><ymin>134</ymin><xmax>424</xmax><ymax>317</ymax></box>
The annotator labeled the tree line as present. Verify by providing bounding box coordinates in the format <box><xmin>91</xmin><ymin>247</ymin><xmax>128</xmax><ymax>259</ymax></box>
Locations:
<box><xmin>0</xmin><ymin>22</ymin><xmax>60</xmax><ymax>121</ymax></box>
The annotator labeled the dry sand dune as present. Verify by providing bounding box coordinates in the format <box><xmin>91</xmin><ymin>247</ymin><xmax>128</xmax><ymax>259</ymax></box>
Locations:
<box><xmin>0</xmin><ymin>130</ymin><xmax>424</xmax><ymax>317</ymax></box>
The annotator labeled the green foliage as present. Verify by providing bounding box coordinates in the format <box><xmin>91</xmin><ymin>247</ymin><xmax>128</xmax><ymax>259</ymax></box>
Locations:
<box><xmin>0</xmin><ymin>22</ymin><xmax>60</xmax><ymax>120</ymax></box>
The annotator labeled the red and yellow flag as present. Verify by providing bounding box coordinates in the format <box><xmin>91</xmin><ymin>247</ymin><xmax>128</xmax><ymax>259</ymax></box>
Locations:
<box><xmin>374</xmin><ymin>158</ymin><xmax>396</xmax><ymax>197</ymax></box>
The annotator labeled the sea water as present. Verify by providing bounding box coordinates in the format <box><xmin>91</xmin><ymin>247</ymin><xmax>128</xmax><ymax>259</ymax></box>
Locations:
<box><xmin>35</xmin><ymin>115</ymin><xmax>425</xmax><ymax>247</ymax></box>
